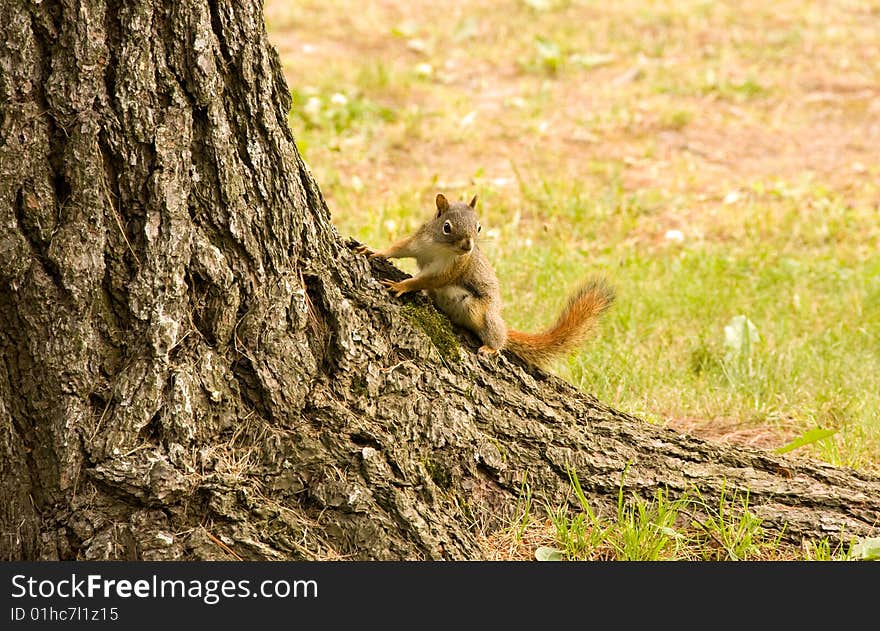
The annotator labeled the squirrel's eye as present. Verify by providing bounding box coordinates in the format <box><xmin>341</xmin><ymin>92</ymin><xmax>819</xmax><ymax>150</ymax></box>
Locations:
<box><xmin>477</xmin><ymin>224</ymin><xmax>482</xmax><ymax>233</ymax></box>
<box><xmin>443</xmin><ymin>221</ymin><xmax>452</xmax><ymax>234</ymax></box>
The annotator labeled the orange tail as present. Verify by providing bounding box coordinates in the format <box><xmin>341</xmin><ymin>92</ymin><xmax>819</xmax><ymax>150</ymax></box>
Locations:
<box><xmin>505</xmin><ymin>279</ymin><xmax>614</xmax><ymax>368</ymax></box>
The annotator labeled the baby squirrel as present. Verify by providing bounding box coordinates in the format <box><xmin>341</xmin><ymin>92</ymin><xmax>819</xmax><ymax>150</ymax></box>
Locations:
<box><xmin>355</xmin><ymin>193</ymin><xmax>614</xmax><ymax>368</ymax></box>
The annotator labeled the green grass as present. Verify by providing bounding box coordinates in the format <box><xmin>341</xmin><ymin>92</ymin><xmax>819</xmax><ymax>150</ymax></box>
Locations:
<box><xmin>466</xmin><ymin>174</ymin><xmax>880</xmax><ymax>468</ymax></box>
<box><xmin>500</xmin><ymin>467</ymin><xmax>862</xmax><ymax>561</ymax></box>
<box><xmin>535</xmin><ymin>467</ymin><xmax>857</xmax><ymax>561</ymax></box>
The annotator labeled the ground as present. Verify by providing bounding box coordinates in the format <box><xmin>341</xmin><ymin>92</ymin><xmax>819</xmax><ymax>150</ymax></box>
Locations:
<box><xmin>262</xmin><ymin>0</ymin><xmax>880</xmax><ymax>558</ymax></box>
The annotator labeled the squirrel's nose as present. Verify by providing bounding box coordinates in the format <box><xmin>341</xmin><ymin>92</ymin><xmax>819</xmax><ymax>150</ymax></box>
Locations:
<box><xmin>460</xmin><ymin>238</ymin><xmax>473</xmax><ymax>252</ymax></box>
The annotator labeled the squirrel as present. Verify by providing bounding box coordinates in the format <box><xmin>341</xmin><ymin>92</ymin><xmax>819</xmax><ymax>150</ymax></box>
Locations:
<box><xmin>355</xmin><ymin>193</ymin><xmax>614</xmax><ymax>368</ymax></box>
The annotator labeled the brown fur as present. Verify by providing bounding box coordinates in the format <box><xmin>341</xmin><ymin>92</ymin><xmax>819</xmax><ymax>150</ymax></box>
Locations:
<box><xmin>504</xmin><ymin>279</ymin><xmax>615</xmax><ymax>368</ymax></box>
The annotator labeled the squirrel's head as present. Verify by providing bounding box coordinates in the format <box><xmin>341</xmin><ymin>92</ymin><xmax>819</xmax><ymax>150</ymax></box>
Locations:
<box><xmin>434</xmin><ymin>193</ymin><xmax>481</xmax><ymax>255</ymax></box>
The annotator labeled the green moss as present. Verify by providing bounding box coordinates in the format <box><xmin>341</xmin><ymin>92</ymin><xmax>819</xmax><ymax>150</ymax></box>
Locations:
<box><xmin>488</xmin><ymin>437</ymin><xmax>508</xmax><ymax>463</ymax></box>
<box><xmin>402</xmin><ymin>304</ymin><xmax>460</xmax><ymax>362</ymax></box>
<box><xmin>452</xmin><ymin>492</ymin><xmax>476</xmax><ymax>524</ymax></box>
<box><xmin>423</xmin><ymin>458</ymin><xmax>453</xmax><ymax>490</ymax></box>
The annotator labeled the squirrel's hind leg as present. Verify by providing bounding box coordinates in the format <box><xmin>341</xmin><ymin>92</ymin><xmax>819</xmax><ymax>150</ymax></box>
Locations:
<box><xmin>477</xmin><ymin>308</ymin><xmax>507</xmax><ymax>354</ymax></box>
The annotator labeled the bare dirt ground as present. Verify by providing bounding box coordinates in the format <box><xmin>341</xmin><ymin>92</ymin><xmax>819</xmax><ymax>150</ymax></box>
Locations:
<box><xmin>265</xmin><ymin>0</ymin><xmax>879</xmax><ymax>214</ymax></box>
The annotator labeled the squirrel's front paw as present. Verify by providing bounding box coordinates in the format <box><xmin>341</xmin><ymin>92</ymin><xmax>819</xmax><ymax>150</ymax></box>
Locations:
<box><xmin>478</xmin><ymin>345</ymin><xmax>500</xmax><ymax>356</ymax></box>
<box><xmin>380</xmin><ymin>279</ymin><xmax>408</xmax><ymax>298</ymax></box>
<box><xmin>354</xmin><ymin>244</ymin><xmax>378</xmax><ymax>257</ymax></box>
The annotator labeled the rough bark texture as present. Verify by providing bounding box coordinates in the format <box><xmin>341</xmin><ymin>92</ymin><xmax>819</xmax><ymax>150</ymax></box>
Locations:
<box><xmin>1</xmin><ymin>0</ymin><xmax>878</xmax><ymax>561</ymax></box>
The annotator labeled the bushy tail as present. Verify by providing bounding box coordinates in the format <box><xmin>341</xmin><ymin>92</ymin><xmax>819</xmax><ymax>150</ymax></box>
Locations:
<box><xmin>505</xmin><ymin>278</ymin><xmax>614</xmax><ymax>368</ymax></box>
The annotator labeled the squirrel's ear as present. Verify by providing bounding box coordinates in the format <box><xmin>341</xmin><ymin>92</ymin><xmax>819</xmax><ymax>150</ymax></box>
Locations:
<box><xmin>436</xmin><ymin>193</ymin><xmax>449</xmax><ymax>216</ymax></box>
<box><xmin>469</xmin><ymin>194</ymin><xmax>478</xmax><ymax>209</ymax></box>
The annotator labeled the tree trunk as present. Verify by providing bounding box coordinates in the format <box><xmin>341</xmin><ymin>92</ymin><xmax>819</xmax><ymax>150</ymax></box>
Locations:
<box><xmin>1</xmin><ymin>0</ymin><xmax>877</xmax><ymax>561</ymax></box>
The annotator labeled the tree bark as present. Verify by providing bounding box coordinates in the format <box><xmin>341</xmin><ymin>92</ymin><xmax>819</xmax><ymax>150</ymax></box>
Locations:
<box><xmin>1</xmin><ymin>0</ymin><xmax>877</xmax><ymax>561</ymax></box>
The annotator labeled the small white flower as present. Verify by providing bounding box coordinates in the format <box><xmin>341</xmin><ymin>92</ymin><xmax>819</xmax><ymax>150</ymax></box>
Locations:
<box><xmin>723</xmin><ymin>190</ymin><xmax>741</xmax><ymax>204</ymax></box>
<box><xmin>407</xmin><ymin>38</ymin><xmax>428</xmax><ymax>53</ymax></box>
<box><xmin>303</xmin><ymin>96</ymin><xmax>322</xmax><ymax>118</ymax></box>
<box><xmin>330</xmin><ymin>92</ymin><xmax>348</xmax><ymax>106</ymax></box>
<box><xmin>665</xmin><ymin>229</ymin><xmax>684</xmax><ymax>242</ymax></box>
<box><xmin>415</xmin><ymin>62</ymin><xmax>433</xmax><ymax>78</ymax></box>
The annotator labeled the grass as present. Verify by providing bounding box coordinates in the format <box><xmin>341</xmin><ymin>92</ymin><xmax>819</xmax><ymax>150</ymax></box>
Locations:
<box><xmin>498</xmin><ymin>467</ymin><xmax>858</xmax><ymax>561</ymax></box>
<box><xmin>264</xmin><ymin>0</ymin><xmax>880</xmax><ymax>558</ymax></box>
